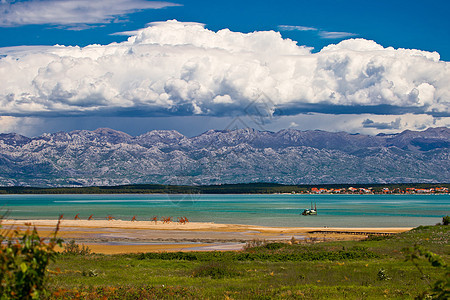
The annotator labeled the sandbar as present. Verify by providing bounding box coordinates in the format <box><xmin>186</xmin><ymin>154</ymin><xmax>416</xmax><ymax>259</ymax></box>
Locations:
<box><xmin>1</xmin><ymin>219</ymin><xmax>412</xmax><ymax>254</ymax></box>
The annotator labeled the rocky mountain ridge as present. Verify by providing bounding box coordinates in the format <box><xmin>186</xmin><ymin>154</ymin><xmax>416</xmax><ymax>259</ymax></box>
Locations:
<box><xmin>0</xmin><ymin>127</ymin><xmax>449</xmax><ymax>186</ymax></box>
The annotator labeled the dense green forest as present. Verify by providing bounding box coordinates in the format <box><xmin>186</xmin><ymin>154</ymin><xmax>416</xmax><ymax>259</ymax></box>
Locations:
<box><xmin>0</xmin><ymin>182</ymin><xmax>449</xmax><ymax>195</ymax></box>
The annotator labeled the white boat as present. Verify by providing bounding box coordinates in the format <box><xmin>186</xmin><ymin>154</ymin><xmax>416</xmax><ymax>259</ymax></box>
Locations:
<box><xmin>301</xmin><ymin>202</ymin><xmax>317</xmax><ymax>215</ymax></box>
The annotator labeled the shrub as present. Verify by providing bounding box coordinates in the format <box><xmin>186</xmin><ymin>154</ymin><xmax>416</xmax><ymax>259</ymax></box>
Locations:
<box><xmin>442</xmin><ymin>215</ymin><xmax>450</xmax><ymax>226</ymax></box>
<box><xmin>264</xmin><ymin>242</ymin><xmax>286</xmax><ymax>250</ymax></box>
<box><xmin>137</xmin><ymin>252</ymin><xmax>199</xmax><ymax>261</ymax></box>
<box><xmin>377</xmin><ymin>268</ymin><xmax>391</xmax><ymax>281</ymax></box>
<box><xmin>81</xmin><ymin>269</ymin><xmax>98</xmax><ymax>277</ymax></box>
<box><xmin>0</xmin><ymin>216</ymin><xmax>62</xmax><ymax>299</ymax></box>
<box><xmin>63</xmin><ymin>240</ymin><xmax>92</xmax><ymax>255</ymax></box>
<box><xmin>364</xmin><ymin>234</ymin><xmax>393</xmax><ymax>241</ymax></box>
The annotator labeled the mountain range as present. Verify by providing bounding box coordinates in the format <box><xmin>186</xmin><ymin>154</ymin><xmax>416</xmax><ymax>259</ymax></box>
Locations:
<box><xmin>0</xmin><ymin>127</ymin><xmax>449</xmax><ymax>187</ymax></box>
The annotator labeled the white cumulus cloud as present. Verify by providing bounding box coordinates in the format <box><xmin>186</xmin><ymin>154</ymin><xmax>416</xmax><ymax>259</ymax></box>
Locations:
<box><xmin>0</xmin><ymin>20</ymin><xmax>448</xmax><ymax>120</ymax></box>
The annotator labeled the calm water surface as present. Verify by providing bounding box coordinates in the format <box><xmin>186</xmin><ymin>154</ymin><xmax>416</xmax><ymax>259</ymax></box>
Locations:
<box><xmin>0</xmin><ymin>194</ymin><xmax>449</xmax><ymax>227</ymax></box>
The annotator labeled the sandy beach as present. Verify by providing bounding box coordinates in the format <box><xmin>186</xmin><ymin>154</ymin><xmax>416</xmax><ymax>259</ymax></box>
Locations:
<box><xmin>1</xmin><ymin>219</ymin><xmax>412</xmax><ymax>254</ymax></box>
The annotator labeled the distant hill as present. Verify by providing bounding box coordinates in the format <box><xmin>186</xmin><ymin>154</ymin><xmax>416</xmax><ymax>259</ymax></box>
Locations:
<box><xmin>0</xmin><ymin>127</ymin><xmax>449</xmax><ymax>187</ymax></box>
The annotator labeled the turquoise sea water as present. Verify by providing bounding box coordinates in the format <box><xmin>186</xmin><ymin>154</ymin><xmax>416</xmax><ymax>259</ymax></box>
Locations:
<box><xmin>0</xmin><ymin>194</ymin><xmax>449</xmax><ymax>227</ymax></box>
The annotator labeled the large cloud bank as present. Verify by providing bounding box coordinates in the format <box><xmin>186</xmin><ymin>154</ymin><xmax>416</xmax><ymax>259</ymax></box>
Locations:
<box><xmin>0</xmin><ymin>20</ymin><xmax>448</xmax><ymax>118</ymax></box>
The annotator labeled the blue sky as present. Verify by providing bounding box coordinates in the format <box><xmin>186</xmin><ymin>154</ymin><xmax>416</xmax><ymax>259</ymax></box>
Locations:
<box><xmin>2</xmin><ymin>0</ymin><xmax>449</xmax><ymax>59</ymax></box>
<box><xmin>0</xmin><ymin>0</ymin><xmax>449</xmax><ymax>136</ymax></box>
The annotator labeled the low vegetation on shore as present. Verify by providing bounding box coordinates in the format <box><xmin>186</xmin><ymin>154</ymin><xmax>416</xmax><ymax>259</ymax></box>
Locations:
<box><xmin>1</xmin><ymin>217</ymin><xmax>449</xmax><ymax>299</ymax></box>
<box><xmin>49</xmin><ymin>224</ymin><xmax>449</xmax><ymax>299</ymax></box>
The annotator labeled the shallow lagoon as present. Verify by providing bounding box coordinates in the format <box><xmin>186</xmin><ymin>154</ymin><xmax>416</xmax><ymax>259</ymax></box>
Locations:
<box><xmin>1</xmin><ymin>193</ymin><xmax>449</xmax><ymax>227</ymax></box>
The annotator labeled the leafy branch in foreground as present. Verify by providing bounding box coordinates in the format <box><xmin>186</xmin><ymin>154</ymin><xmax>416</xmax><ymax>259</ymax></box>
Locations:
<box><xmin>404</xmin><ymin>245</ymin><xmax>449</xmax><ymax>299</ymax></box>
<box><xmin>0</xmin><ymin>215</ymin><xmax>63</xmax><ymax>299</ymax></box>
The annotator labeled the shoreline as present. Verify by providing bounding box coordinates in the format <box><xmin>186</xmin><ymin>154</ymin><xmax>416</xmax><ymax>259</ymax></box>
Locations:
<box><xmin>0</xmin><ymin>192</ymin><xmax>448</xmax><ymax>196</ymax></box>
<box><xmin>1</xmin><ymin>219</ymin><xmax>413</xmax><ymax>233</ymax></box>
<box><xmin>1</xmin><ymin>219</ymin><xmax>413</xmax><ymax>254</ymax></box>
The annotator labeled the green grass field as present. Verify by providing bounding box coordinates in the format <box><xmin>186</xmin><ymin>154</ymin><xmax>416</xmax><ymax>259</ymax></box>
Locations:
<box><xmin>46</xmin><ymin>225</ymin><xmax>449</xmax><ymax>299</ymax></box>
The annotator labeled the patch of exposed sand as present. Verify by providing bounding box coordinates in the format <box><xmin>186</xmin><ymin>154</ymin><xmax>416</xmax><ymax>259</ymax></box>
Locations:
<box><xmin>2</xmin><ymin>219</ymin><xmax>412</xmax><ymax>254</ymax></box>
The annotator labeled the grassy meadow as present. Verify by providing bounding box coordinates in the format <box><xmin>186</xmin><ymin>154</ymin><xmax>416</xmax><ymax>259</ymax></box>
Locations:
<box><xmin>46</xmin><ymin>225</ymin><xmax>449</xmax><ymax>299</ymax></box>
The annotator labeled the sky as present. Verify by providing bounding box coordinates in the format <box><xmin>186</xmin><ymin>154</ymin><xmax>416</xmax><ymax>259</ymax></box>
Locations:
<box><xmin>0</xmin><ymin>0</ymin><xmax>449</xmax><ymax>137</ymax></box>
